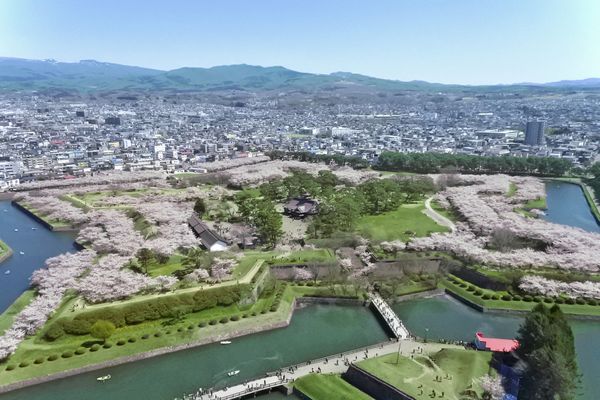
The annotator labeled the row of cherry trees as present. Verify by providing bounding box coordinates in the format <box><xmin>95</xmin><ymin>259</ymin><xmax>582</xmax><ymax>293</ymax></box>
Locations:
<box><xmin>409</xmin><ymin>175</ymin><xmax>600</xmax><ymax>272</ymax></box>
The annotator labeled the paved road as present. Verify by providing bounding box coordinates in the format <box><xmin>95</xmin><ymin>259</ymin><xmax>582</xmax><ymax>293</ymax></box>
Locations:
<box><xmin>423</xmin><ymin>197</ymin><xmax>456</xmax><ymax>232</ymax></box>
<box><xmin>190</xmin><ymin>340</ymin><xmax>462</xmax><ymax>400</ymax></box>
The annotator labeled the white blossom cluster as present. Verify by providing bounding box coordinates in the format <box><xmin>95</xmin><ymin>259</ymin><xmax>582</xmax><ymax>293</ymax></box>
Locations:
<box><xmin>73</xmin><ymin>255</ymin><xmax>176</xmax><ymax>303</ymax></box>
<box><xmin>480</xmin><ymin>375</ymin><xmax>506</xmax><ymax>400</ymax></box>
<box><xmin>209</xmin><ymin>258</ymin><xmax>237</xmax><ymax>281</ymax></box>
<box><xmin>519</xmin><ymin>275</ymin><xmax>600</xmax><ymax>300</ymax></box>
<box><xmin>380</xmin><ymin>240</ymin><xmax>407</xmax><ymax>252</ymax></box>
<box><xmin>78</xmin><ymin>210</ymin><xmax>144</xmax><ymax>255</ymax></box>
<box><xmin>409</xmin><ymin>175</ymin><xmax>600</xmax><ymax>272</ymax></box>
<box><xmin>201</xmin><ymin>155</ymin><xmax>271</xmax><ymax>172</ymax></box>
<box><xmin>18</xmin><ymin>193</ymin><xmax>89</xmax><ymax>225</ymax></box>
<box><xmin>0</xmin><ymin>250</ymin><xmax>96</xmax><ymax>359</ymax></box>
<box><xmin>224</xmin><ymin>160</ymin><xmax>377</xmax><ymax>187</ymax></box>
<box><xmin>18</xmin><ymin>171</ymin><xmax>165</xmax><ymax>191</ymax></box>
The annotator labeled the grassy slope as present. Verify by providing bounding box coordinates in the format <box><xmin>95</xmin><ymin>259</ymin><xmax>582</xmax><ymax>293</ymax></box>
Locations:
<box><xmin>356</xmin><ymin>202</ymin><xmax>448</xmax><ymax>242</ymax></box>
<box><xmin>294</xmin><ymin>373</ymin><xmax>373</xmax><ymax>400</ymax></box>
<box><xmin>16</xmin><ymin>202</ymin><xmax>71</xmax><ymax>229</ymax></box>
<box><xmin>358</xmin><ymin>349</ymin><xmax>492</xmax><ymax>400</ymax></box>
<box><xmin>0</xmin><ymin>239</ymin><xmax>12</xmax><ymax>259</ymax></box>
<box><xmin>0</xmin><ymin>290</ymin><xmax>35</xmax><ymax>335</ymax></box>
<box><xmin>442</xmin><ymin>277</ymin><xmax>600</xmax><ymax>316</ymax></box>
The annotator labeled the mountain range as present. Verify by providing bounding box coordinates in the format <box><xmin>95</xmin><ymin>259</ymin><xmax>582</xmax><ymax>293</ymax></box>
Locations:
<box><xmin>0</xmin><ymin>57</ymin><xmax>598</xmax><ymax>93</ymax></box>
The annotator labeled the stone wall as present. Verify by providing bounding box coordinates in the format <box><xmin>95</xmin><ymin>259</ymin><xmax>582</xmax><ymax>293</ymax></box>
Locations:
<box><xmin>343</xmin><ymin>363</ymin><xmax>415</xmax><ymax>400</ymax></box>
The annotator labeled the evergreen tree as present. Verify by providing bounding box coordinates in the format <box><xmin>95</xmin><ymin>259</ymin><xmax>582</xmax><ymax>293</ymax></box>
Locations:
<box><xmin>517</xmin><ymin>304</ymin><xmax>579</xmax><ymax>400</ymax></box>
<box><xmin>193</xmin><ymin>198</ymin><xmax>207</xmax><ymax>216</ymax></box>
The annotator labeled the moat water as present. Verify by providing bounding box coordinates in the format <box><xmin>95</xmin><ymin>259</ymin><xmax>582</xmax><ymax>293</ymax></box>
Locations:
<box><xmin>543</xmin><ymin>180</ymin><xmax>600</xmax><ymax>232</ymax></box>
<box><xmin>0</xmin><ymin>304</ymin><xmax>388</xmax><ymax>400</ymax></box>
<box><xmin>0</xmin><ymin>200</ymin><xmax>77</xmax><ymax>312</ymax></box>
<box><xmin>393</xmin><ymin>295</ymin><xmax>599</xmax><ymax>400</ymax></box>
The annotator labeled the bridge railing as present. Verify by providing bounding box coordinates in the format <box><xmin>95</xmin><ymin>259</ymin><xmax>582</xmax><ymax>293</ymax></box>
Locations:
<box><xmin>210</xmin><ymin>378</ymin><xmax>292</xmax><ymax>400</ymax></box>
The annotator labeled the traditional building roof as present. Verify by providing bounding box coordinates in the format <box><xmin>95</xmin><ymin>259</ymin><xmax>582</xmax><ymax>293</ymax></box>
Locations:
<box><xmin>283</xmin><ymin>196</ymin><xmax>318</xmax><ymax>217</ymax></box>
<box><xmin>188</xmin><ymin>215</ymin><xmax>227</xmax><ymax>250</ymax></box>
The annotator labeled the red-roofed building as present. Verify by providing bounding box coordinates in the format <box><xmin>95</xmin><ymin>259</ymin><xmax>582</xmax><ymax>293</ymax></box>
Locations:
<box><xmin>475</xmin><ymin>332</ymin><xmax>519</xmax><ymax>353</ymax></box>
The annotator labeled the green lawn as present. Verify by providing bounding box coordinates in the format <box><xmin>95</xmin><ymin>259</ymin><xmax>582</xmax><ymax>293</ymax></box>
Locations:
<box><xmin>266</xmin><ymin>248</ymin><xmax>336</xmax><ymax>266</ymax></box>
<box><xmin>0</xmin><ymin>239</ymin><xmax>11</xmax><ymax>260</ymax></box>
<box><xmin>523</xmin><ymin>197</ymin><xmax>547</xmax><ymax>210</ymax></box>
<box><xmin>358</xmin><ymin>349</ymin><xmax>492</xmax><ymax>400</ymax></box>
<box><xmin>146</xmin><ymin>254</ymin><xmax>185</xmax><ymax>277</ymax></box>
<box><xmin>430</xmin><ymin>200</ymin><xmax>458</xmax><ymax>222</ymax></box>
<box><xmin>294</xmin><ymin>373</ymin><xmax>373</xmax><ymax>400</ymax></box>
<box><xmin>0</xmin><ymin>290</ymin><xmax>35</xmax><ymax>335</ymax></box>
<box><xmin>356</xmin><ymin>202</ymin><xmax>448</xmax><ymax>242</ymax></box>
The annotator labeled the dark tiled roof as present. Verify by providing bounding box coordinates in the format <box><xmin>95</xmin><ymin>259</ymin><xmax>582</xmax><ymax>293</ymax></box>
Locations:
<box><xmin>284</xmin><ymin>197</ymin><xmax>318</xmax><ymax>214</ymax></box>
<box><xmin>188</xmin><ymin>215</ymin><xmax>227</xmax><ymax>248</ymax></box>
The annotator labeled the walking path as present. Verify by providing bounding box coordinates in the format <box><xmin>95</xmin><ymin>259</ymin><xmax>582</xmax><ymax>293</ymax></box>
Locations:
<box><xmin>423</xmin><ymin>197</ymin><xmax>456</xmax><ymax>232</ymax></box>
<box><xmin>185</xmin><ymin>339</ymin><xmax>458</xmax><ymax>400</ymax></box>
<box><xmin>369</xmin><ymin>293</ymin><xmax>410</xmax><ymax>339</ymax></box>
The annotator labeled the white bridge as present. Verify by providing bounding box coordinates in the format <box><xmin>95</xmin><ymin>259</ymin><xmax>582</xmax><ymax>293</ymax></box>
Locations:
<box><xmin>369</xmin><ymin>293</ymin><xmax>410</xmax><ymax>339</ymax></box>
<box><xmin>181</xmin><ymin>295</ymin><xmax>411</xmax><ymax>400</ymax></box>
<box><xmin>181</xmin><ymin>341</ymin><xmax>405</xmax><ymax>400</ymax></box>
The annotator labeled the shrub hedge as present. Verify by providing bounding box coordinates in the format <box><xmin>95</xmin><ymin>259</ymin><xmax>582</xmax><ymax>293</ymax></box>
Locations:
<box><xmin>46</xmin><ymin>284</ymin><xmax>251</xmax><ymax>339</ymax></box>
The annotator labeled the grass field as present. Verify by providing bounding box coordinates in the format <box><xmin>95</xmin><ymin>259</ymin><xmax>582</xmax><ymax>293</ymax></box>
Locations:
<box><xmin>0</xmin><ymin>290</ymin><xmax>35</xmax><ymax>335</ymax></box>
<box><xmin>294</xmin><ymin>373</ymin><xmax>373</xmax><ymax>400</ymax></box>
<box><xmin>146</xmin><ymin>254</ymin><xmax>186</xmax><ymax>277</ymax></box>
<box><xmin>507</xmin><ymin>182</ymin><xmax>517</xmax><ymax>197</ymax></box>
<box><xmin>0</xmin><ymin>239</ymin><xmax>11</xmax><ymax>260</ymax></box>
<box><xmin>356</xmin><ymin>202</ymin><xmax>448</xmax><ymax>242</ymax></box>
<box><xmin>358</xmin><ymin>349</ymin><xmax>492</xmax><ymax>400</ymax></box>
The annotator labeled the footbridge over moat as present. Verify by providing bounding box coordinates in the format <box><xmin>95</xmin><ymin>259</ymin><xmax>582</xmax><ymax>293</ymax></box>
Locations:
<box><xmin>185</xmin><ymin>295</ymin><xmax>411</xmax><ymax>400</ymax></box>
<box><xmin>369</xmin><ymin>293</ymin><xmax>411</xmax><ymax>339</ymax></box>
<box><xmin>184</xmin><ymin>340</ymin><xmax>407</xmax><ymax>400</ymax></box>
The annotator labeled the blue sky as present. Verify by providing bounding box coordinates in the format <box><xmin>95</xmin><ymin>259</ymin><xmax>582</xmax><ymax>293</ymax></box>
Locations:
<box><xmin>0</xmin><ymin>0</ymin><xmax>598</xmax><ymax>84</ymax></box>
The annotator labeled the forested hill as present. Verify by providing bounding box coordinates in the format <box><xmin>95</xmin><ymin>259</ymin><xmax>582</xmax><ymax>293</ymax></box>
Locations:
<box><xmin>1</xmin><ymin>57</ymin><xmax>598</xmax><ymax>93</ymax></box>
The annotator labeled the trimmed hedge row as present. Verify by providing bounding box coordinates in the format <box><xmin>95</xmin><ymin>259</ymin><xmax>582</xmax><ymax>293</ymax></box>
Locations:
<box><xmin>45</xmin><ymin>284</ymin><xmax>251</xmax><ymax>341</ymax></box>
<box><xmin>448</xmin><ymin>276</ymin><xmax>600</xmax><ymax>306</ymax></box>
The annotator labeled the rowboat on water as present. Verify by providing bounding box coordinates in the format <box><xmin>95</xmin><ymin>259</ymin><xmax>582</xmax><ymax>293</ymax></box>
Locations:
<box><xmin>227</xmin><ymin>370</ymin><xmax>240</xmax><ymax>377</ymax></box>
<box><xmin>220</xmin><ymin>341</ymin><xmax>232</xmax><ymax>345</ymax></box>
<box><xmin>97</xmin><ymin>374</ymin><xmax>111</xmax><ymax>382</ymax></box>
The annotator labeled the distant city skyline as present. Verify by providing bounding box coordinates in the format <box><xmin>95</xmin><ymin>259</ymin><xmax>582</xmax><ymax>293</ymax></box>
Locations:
<box><xmin>0</xmin><ymin>0</ymin><xmax>598</xmax><ymax>85</ymax></box>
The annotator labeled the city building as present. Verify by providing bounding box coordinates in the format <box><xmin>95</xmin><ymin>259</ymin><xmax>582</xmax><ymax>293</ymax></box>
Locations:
<box><xmin>525</xmin><ymin>121</ymin><xmax>545</xmax><ymax>146</ymax></box>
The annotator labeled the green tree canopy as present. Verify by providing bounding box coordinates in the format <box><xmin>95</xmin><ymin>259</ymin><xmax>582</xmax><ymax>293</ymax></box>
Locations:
<box><xmin>517</xmin><ymin>304</ymin><xmax>579</xmax><ymax>400</ymax></box>
<box><xmin>90</xmin><ymin>320</ymin><xmax>116</xmax><ymax>343</ymax></box>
